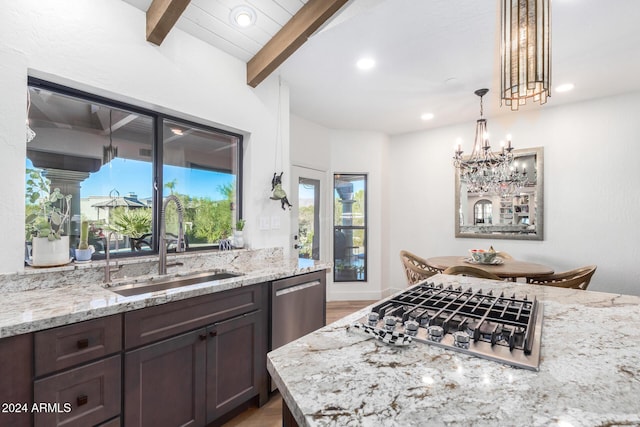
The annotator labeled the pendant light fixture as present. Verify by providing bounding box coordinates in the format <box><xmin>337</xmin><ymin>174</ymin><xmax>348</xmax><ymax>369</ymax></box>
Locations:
<box><xmin>454</xmin><ymin>89</ymin><xmax>518</xmax><ymax>196</ymax></box>
<box><xmin>102</xmin><ymin>109</ymin><xmax>118</xmax><ymax>165</ymax></box>
<box><xmin>500</xmin><ymin>0</ymin><xmax>551</xmax><ymax>110</ymax></box>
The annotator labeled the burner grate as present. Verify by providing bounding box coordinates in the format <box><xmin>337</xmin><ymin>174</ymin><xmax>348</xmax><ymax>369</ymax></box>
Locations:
<box><xmin>360</xmin><ymin>281</ymin><xmax>543</xmax><ymax>370</ymax></box>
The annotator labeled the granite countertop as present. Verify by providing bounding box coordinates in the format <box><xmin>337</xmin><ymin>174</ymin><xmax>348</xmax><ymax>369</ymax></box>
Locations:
<box><xmin>268</xmin><ymin>274</ymin><xmax>640</xmax><ymax>427</ymax></box>
<box><xmin>0</xmin><ymin>248</ymin><xmax>331</xmax><ymax>338</ymax></box>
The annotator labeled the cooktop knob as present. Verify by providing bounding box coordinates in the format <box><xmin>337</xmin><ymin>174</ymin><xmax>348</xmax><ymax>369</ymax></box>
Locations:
<box><xmin>384</xmin><ymin>316</ymin><xmax>398</xmax><ymax>331</ymax></box>
<box><xmin>367</xmin><ymin>312</ymin><xmax>380</xmax><ymax>326</ymax></box>
<box><xmin>404</xmin><ymin>320</ymin><xmax>419</xmax><ymax>336</ymax></box>
<box><xmin>427</xmin><ymin>325</ymin><xmax>444</xmax><ymax>342</ymax></box>
<box><xmin>453</xmin><ymin>331</ymin><xmax>471</xmax><ymax>349</ymax></box>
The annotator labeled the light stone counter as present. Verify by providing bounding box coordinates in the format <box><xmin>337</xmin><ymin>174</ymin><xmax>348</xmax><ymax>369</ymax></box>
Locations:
<box><xmin>268</xmin><ymin>274</ymin><xmax>640</xmax><ymax>427</ymax></box>
<box><xmin>0</xmin><ymin>248</ymin><xmax>330</xmax><ymax>338</ymax></box>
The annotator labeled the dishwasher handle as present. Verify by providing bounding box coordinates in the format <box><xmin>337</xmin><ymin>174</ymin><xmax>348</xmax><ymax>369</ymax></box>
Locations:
<box><xmin>274</xmin><ymin>280</ymin><xmax>321</xmax><ymax>297</ymax></box>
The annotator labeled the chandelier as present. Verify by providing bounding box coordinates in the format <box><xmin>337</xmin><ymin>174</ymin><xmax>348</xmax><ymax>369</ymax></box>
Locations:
<box><xmin>453</xmin><ymin>89</ymin><xmax>526</xmax><ymax>196</ymax></box>
<box><xmin>500</xmin><ymin>0</ymin><xmax>551</xmax><ymax>110</ymax></box>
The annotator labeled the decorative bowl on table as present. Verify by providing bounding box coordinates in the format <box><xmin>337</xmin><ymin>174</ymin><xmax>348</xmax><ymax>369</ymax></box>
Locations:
<box><xmin>469</xmin><ymin>249</ymin><xmax>497</xmax><ymax>264</ymax></box>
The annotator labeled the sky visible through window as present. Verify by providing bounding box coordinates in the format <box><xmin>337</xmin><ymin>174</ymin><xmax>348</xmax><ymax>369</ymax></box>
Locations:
<box><xmin>27</xmin><ymin>158</ymin><xmax>233</xmax><ymax>201</ymax></box>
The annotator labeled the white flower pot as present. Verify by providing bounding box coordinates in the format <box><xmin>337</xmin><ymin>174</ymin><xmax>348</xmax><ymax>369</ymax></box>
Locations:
<box><xmin>74</xmin><ymin>246</ymin><xmax>95</xmax><ymax>262</ymax></box>
<box><xmin>233</xmin><ymin>231</ymin><xmax>244</xmax><ymax>248</ymax></box>
<box><xmin>30</xmin><ymin>236</ymin><xmax>70</xmax><ymax>267</ymax></box>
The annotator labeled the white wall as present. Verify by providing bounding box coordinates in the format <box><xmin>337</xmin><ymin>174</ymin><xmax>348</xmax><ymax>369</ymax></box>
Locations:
<box><xmin>329</xmin><ymin>130</ymin><xmax>390</xmax><ymax>300</ymax></box>
<box><xmin>290</xmin><ymin>115</ymin><xmax>391</xmax><ymax>300</ymax></box>
<box><xmin>388</xmin><ymin>92</ymin><xmax>640</xmax><ymax>296</ymax></box>
<box><xmin>290</xmin><ymin>114</ymin><xmax>331</xmax><ymax>170</ymax></box>
<box><xmin>0</xmin><ymin>0</ymin><xmax>290</xmax><ymax>273</ymax></box>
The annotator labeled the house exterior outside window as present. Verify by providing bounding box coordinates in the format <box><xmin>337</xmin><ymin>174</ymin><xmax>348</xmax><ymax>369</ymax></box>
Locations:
<box><xmin>333</xmin><ymin>174</ymin><xmax>367</xmax><ymax>282</ymax></box>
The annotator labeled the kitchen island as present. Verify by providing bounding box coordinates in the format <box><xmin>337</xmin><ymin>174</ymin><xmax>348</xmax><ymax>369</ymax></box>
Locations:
<box><xmin>268</xmin><ymin>274</ymin><xmax>640</xmax><ymax>427</ymax></box>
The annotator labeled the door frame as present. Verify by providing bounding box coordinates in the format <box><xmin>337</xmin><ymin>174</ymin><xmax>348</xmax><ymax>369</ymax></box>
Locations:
<box><xmin>290</xmin><ymin>165</ymin><xmax>329</xmax><ymax>263</ymax></box>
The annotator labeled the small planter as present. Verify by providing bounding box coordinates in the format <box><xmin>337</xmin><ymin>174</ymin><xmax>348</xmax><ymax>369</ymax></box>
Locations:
<box><xmin>30</xmin><ymin>236</ymin><xmax>71</xmax><ymax>267</ymax></box>
<box><xmin>74</xmin><ymin>246</ymin><xmax>94</xmax><ymax>262</ymax></box>
<box><xmin>233</xmin><ymin>231</ymin><xmax>244</xmax><ymax>248</ymax></box>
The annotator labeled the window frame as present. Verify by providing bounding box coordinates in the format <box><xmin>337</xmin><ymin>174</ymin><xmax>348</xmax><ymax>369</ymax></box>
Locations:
<box><xmin>27</xmin><ymin>77</ymin><xmax>243</xmax><ymax>258</ymax></box>
<box><xmin>333</xmin><ymin>173</ymin><xmax>367</xmax><ymax>282</ymax></box>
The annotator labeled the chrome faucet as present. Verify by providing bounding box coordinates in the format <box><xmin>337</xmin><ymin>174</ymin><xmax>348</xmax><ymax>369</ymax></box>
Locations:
<box><xmin>104</xmin><ymin>231</ymin><xmax>119</xmax><ymax>283</ymax></box>
<box><xmin>159</xmin><ymin>194</ymin><xmax>185</xmax><ymax>275</ymax></box>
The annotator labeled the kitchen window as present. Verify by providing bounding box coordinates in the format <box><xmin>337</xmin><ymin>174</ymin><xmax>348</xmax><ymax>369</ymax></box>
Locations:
<box><xmin>26</xmin><ymin>78</ymin><xmax>242</xmax><ymax>259</ymax></box>
<box><xmin>333</xmin><ymin>174</ymin><xmax>367</xmax><ymax>282</ymax></box>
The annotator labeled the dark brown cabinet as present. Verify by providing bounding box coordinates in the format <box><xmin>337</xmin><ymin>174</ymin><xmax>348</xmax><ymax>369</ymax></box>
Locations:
<box><xmin>34</xmin><ymin>355</ymin><xmax>121</xmax><ymax>427</ymax></box>
<box><xmin>206</xmin><ymin>309</ymin><xmax>266</xmax><ymax>423</ymax></box>
<box><xmin>123</xmin><ymin>283</ymin><xmax>268</xmax><ymax>427</ymax></box>
<box><xmin>124</xmin><ymin>329</ymin><xmax>207</xmax><ymax>427</ymax></box>
<box><xmin>34</xmin><ymin>315</ymin><xmax>122</xmax><ymax>376</ymax></box>
<box><xmin>0</xmin><ymin>333</ymin><xmax>33</xmax><ymax>427</ymax></box>
<box><xmin>32</xmin><ymin>315</ymin><xmax>123</xmax><ymax>427</ymax></box>
<box><xmin>0</xmin><ymin>272</ymin><xmax>321</xmax><ymax>427</ymax></box>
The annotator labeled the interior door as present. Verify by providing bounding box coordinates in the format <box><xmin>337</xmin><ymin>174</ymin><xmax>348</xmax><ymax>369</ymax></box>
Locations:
<box><xmin>290</xmin><ymin>166</ymin><xmax>327</xmax><ymax>263</ymax></box>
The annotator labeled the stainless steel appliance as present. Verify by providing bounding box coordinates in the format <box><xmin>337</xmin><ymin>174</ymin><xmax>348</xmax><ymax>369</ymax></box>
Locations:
<box><xmin>270</xmin><ymin>271</ymin><xmax>326</xmax><ymax>390</ymax></box>
<box><xmin>352</xmin><ymin>281</ymin><xmax>543</xmax><ymax>371</ymax></box>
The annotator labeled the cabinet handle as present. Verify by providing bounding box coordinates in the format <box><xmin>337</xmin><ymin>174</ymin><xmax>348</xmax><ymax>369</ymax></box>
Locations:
<box><xmin>77</xmin><ymin>338</ymin><xmax>89</xmax><ymax>349</ymax></box>
<box><xmin>209</xmin><ymin>331</ymin><xmax>217</xmax><ymax>338</ymax></box>
<box><xmin>199</xmin><ymin>334</ymin><xmax>207</xmax><ymax>341</ymax></box>
<box><xmin>77</xmin><ymin>394</ymin><xmax>88</xmax><ymax>406</ymax></box>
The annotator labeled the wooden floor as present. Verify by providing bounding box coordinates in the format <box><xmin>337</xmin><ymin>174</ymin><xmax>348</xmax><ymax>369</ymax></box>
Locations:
<box><xmin>222</xmin><ymin>300</ymin><xmax>375</xmax><ymax>427</ymax></box>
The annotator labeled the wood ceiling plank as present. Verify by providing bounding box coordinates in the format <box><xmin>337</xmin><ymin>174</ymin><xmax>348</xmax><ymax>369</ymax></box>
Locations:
<box><xmin>247</xmin><ymin>0</ymin><xmax>348</xmax><ymax>87</ymax></box>
<box><xmin>146</xmin><ymin>0</ymin><xmax>192</xmax><ymax>45</ymax></box>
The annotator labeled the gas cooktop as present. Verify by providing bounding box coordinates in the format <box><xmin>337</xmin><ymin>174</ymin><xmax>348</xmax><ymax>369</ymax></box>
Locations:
<box><xmin>351</xmin><ymin>281</ymin><xmax>543</xmax><ymax>371</ymax></box>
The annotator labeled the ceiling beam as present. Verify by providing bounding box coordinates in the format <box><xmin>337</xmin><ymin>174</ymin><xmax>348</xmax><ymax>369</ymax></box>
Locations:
<box><xmin>146</xmin><ymin>0</ymin><xmax>192</xmax><ymax>46</ymax></box>
<box><xmin>247</xmin><ymin>0</ymin><xmax>349</xmax><ymax>88</ymax></box>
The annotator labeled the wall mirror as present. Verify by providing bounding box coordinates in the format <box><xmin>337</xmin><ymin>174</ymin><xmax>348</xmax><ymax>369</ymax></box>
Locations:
<box><xmin>455</xmin><ymin>147</ymin><xmax>544</xmax><ymax>240</ymax></box>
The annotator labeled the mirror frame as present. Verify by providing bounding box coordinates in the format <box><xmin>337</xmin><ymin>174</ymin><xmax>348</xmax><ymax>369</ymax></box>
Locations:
<box><xmin>455</xmin><ymin>146</ymin><xmax>544</xmax><ymax>241</ymax></box>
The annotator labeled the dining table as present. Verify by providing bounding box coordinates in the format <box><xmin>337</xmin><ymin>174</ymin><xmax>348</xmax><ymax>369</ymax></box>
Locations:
<box><xmin>426</xmin><ymin>255</ymin><xmax>554</xmax><ymax>281</ymax></box>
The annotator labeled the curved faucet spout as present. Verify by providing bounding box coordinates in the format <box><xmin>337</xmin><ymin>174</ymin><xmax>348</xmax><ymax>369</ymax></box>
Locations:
<box><xmin>159</xmin><ymin>194</ymin><xmax>185</xmax><ymax>275</ymax></box>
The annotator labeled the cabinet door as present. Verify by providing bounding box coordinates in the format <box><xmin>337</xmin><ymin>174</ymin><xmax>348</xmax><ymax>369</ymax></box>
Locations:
<box><xmin>206</xmin><ymin>310</ymin><xmax>264</xmax><ymax>424</ymax></box>
<box><xmin>0</xmin><ymin>334</ymin><xmax>33</xmax><ymax>427</ymax></box>
<box><xmin>124</xmin><ymin>329</ymin><xmax>207</xmax><ymax>427</ymax></box>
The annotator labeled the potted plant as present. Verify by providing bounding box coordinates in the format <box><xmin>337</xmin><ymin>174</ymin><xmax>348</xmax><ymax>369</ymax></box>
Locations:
<box><xmin>233</xmin><ymin>219</ymin><xmax>245</xmax><ymax>248</ymax></box>
<box><xmin>25</xmin><ymin>168</ymin><xmax>72</xmax><ymax>267</ymax></box>
<box><xmin>74</xmin><ymin>220</ymin><xmax>94</xmax><ymax>261</ymax></box>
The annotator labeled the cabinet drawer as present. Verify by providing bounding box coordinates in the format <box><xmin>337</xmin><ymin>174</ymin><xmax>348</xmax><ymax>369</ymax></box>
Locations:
<box><xmin>125</xmin><ymin>284</ymin><xmax>263</xmax><ymax>349</ymax></box>
<box><xmin>97</xmin><ymin>418</ymin><xmax>120</xmax><ymax>427</ymax></box>
<box><xmin>33</xmin><ymin>355</ymin><xmax>121</xmax><ymax>427</ymax></box>
<box><xmin>35</xmin><ymin>315</ymin><xmax>122</xmax><ymax>377</ymax></box>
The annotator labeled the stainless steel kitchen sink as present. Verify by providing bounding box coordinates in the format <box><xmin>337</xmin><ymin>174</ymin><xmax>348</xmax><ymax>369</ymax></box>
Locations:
<box><xmin>107</xmin><ymin>270</ymin><xmax>244</xmax><ymax>296</ymax></box>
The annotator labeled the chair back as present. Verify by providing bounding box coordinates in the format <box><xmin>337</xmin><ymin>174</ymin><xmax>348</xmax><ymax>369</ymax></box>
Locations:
<box><xmin>526</xmin><ymin>265</ymin><xmax>596</xmax><ymax>290</ymax></box>
<box><xmin>442</xmin><ymin>265</ymin><xmax>501</xmax><ymax>280</ymax></box>
<box><xmin>400</xmin><ymin>250</ymin><xmax>442</xmax><ymax>284</ymax></box>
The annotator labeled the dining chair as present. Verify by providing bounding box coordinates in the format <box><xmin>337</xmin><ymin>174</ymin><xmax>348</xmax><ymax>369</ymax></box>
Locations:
<box><xmin>400</xmin><ymin>250</ymin><xmax>443</xmax><ymax>284</ymax></box>
<box><xmin>442</xmin><ymin>265</ymin><xmax>502</xmax><ymax>280</ymax></box>
<box><xmin>526</xmin><ymin>265</ymin><xmax>597</xmax><ymax>290</ymax></box>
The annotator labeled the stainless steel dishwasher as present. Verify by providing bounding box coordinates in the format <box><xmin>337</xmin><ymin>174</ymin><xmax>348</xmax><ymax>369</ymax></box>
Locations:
<box><xmin>270</xmin><ymin>270</ymin><xmax>326</xmax><ymax>390</ymax></box>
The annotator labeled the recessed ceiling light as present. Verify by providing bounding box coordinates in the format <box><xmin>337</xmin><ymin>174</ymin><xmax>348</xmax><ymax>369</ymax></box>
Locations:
<box><xmin>171</xmin><ymin>128</ymin><xmax>183</xmax><ymax>135</ymax></box>
<box><xmin>556</xmin><ymin>83</ymin><xmax>575</xmax><ymax>93</ymax></box>
<box><xmin>230</xmin><ymin>5</ymin><xmax>256</xmax><ymax>28</ymax></box>
<box><xmin>356</xmin><ymin>57</ymin><xmax>375</xmax><ymax>71</ymax></box>
<box><xmin>421</xmin><ymin>113</ymin><xmax>434</xmax><ymax>121</ymax></box>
